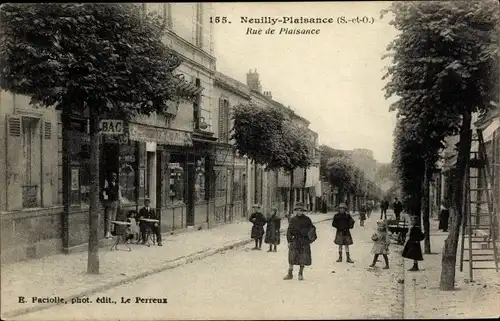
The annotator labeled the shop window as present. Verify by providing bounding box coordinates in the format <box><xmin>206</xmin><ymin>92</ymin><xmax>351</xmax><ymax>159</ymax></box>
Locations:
<box><xmin>214</xmin><ymin>167</ymin><xmax>226</xmax><ymax>199</ymax></box>
<box><xmin>68</xmin><ymin>126</ymin><xmax>91</xmax><ymax>208</ymax></box>
<box><xmin>119</xmin><ymin>143</ymin><xmax>138</xmax><ymax>204</ymax></box>
<box><xmin>195</xmin><ymin>155</ymin><xmax>209</xmax><ymax>202</ymax></box>
<box><xmin>169</xmin><ymin>153</ymin><xmax>186</xmax><ymax>205</ymax></box>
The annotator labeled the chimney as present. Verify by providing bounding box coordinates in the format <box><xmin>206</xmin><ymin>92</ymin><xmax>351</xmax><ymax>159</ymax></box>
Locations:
<box><xmin>246</xmin><ymin>69</ymin><xmax>262</xmax><ymax>93</ymax></box>
<box><xmin>263</xmin><ymin>91</ymin><xmax>272</xmax><ymax>99</ymax></box>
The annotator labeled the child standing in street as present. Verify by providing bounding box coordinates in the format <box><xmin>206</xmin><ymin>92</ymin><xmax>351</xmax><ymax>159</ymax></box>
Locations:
<box><xmin>125</xmin><ymin>210</ymin><xmax>140</xmax><ymax>244</ymax></box>
<box><xmin>332</xmin><ymin>203</ymin><xmax>355</xmax><ymax>263</ymax></box>
<box><xmin>369</xmin><ymin>221</ymin><xmax>391</xmax><ymax>269</ymax></box>
<box><xmin>402</xmin><ymin>216</ymin><xmax>425</xmax><ymax>271</ymax></box>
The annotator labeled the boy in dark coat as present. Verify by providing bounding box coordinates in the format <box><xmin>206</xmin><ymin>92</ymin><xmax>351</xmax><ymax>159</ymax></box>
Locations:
<box><xmin>402</xmin><ymin>216</ymin><xmax>425</xmax><ymax>271</ymax></box>
<box><xmin>249</xmin><ymin>204</ymin><xmax>266</xmax><ymax>250</ymax></box>
<box><xmin>138</xmin><ymin>198</ymin><xmax>162</xmax><ymax>246</ymax></box>
<box><xmin>283</xmin><ymin>203</ymin><xmax>315</xmax><ymax>281</ymax></box>
<box><xmin>265</xmin><ymin>206</ymin><xmax>281</xmax><ymax>252</ymax></box>
<box><xmin>332</xmin><ymin>203</ymin><xmax>355</xmax><ymax>263</ymax></box>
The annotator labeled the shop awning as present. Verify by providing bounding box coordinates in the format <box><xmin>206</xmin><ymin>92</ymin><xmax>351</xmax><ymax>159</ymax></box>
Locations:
<box><xmin>174</xmin><ymin>76</ymin><xmax>204</xmax><ymax>101</ymax></box>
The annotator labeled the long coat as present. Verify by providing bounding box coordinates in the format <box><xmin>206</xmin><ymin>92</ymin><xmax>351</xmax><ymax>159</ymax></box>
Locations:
<box><xmin>249</xmin><ymin>212</ymin><xmax>266</xmax><ymax>239</ymax></box>
<box><xmin>402</xmin><ymin>226</ymin><xmax>424</xmax><ymax>261</ymax></box>
<box><xmin>287</xmin><ymin>214</ymin><xmax>314</xmax><ymax>266</ymax></box>
<box><xmin>265</xmin><ymin>215</ymin><xmax>281</xmax><ymax>245</ymax></box>
<box><xmin>332</xmin><ymin>213</ymin><xmax>355</xmax><ymax>245</ymax></box>
<box><xmin>371</xmin><ymin>231</ymin><xmax>390</xmax><ymax>255</ymax></box>
<box><xmin>438</xmin><ymin>208</ymin><xmax>450</xmax><ymax>230</ymax></box>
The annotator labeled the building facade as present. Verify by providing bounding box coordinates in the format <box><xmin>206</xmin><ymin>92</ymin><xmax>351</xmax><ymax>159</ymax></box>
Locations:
<box><xmin>0</xmin><ymin>2</ymin><xmax>218</xmax><ymax>263</ymax></box>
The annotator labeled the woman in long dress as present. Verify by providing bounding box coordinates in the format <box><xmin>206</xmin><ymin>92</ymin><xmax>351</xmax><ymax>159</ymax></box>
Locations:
<box><xmin>265</xmin><ymin>207</ymin><xmax>281</xmax><ymax>252</ymax></box>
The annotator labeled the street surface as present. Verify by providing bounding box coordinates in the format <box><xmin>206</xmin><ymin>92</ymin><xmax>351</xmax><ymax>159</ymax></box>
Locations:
<box><xmin>17</xmin><ymin>213</ymin><xmax>404</xmax><ymax>320</ymax></box>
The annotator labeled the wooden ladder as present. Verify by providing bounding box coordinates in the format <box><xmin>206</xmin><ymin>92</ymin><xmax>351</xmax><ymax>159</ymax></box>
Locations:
<box><xmin>459</xmin><ymin>129</ymin><xmax>499</xmax><ymax>282</ymax></box>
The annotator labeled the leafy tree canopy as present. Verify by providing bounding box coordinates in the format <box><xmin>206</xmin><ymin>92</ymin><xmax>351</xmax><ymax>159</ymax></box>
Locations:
<box><xmin>231</xmin><ymin>103</ymin><xmax>312</xmax><ymax>171</ymax></box>
<box><xmin>0</xmin><ymin>3</ymin><xmax>184</xmax><ymax>118</ymax></box>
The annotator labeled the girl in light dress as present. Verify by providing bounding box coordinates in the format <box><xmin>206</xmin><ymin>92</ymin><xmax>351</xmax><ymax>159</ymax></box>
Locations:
<box><xmin>125</xmin><ymin>210</ymin><xmax>140</xmax><ymax>244</ymax></box>
<box><xmin>369</xmin><ymin>221</ymin><xmax>391</xmax><ymax>269</ymax></box>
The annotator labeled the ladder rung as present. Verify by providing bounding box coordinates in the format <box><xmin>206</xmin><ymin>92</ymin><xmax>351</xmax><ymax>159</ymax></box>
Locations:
<box><xmin>470</xmin><ymin>201</ymin><xmax>489</xmax><ymax>204</ymax></box>
<box><xmin>463</xmin><ymin>258</ymin><xmax>496</xmax><ymax>262</ymax></box>
<box><xmin>469</xmin><ymin>188</ymin><xmax>489</xmax><ymax>191</ymax></box>
<box><xmin>471</xmin><ymin>226</ymin><xmax>492</xmax><ymax>229</ymax></box>
<box><xmin>472</xmin><ymin>267</ymin><xmax>499</xmax><ymax>270</ymax></box>
<box><xmin>469</xmin><ymin>176</ymin><xmax>479</xmax><ymax>179</ymax></box>
<box><xmin>471</xmin><ymin>241</ymin><xmax>492</xmax><ymax>243</ymax></box>
<box><xmin>470</xmin><ymin>214</ymin><xmax>491</xmax><ymax>216</ymax></box>
<box><xmin>471</xmin><ymin>253</ymin><xmax>495</xmax><ymax>256</ymax></box>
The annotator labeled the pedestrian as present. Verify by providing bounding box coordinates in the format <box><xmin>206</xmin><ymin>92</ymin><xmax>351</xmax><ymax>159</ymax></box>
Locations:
<box><xmin>332</xmin><ymin>203</ymin><xmax>355</xmax><ymax>263</ymax></box>
<box><xmin>138</xmin><ymin>198</ymin><xmax>162</xmax><ymax>246</ymax></box>
<box><xmin>359</xmin><ymin>203</ymin><xmax>367</xmax><ymax>227</ymax></box>
<box><xmin>369</xmin><ymin>221</ymin><xmax>391</xmax><ymax>269</ymax></box>
<box><xmin>102</xmin><ymin>172</ymin><xmax>122</xmax><ymax>239</ymax></box>
<box><xmin>393</xmin><ymin>198</ymin><xmax>403</xmax><ymax>222</ymax></box>
<box><xmin>380</xmin><ymin>199</ymin><xmax>389</xmax><ymax>220</ymax></box>
<box><xmin>402</xmin><ymin>216</ymin><xmax>425</xmax><ymax>271</ymax></box>
<box><xmin>265</xmin><ymin>206</ymin><xmax>281</xmax><ymax>252</ymax></box>
<box><xmin>249</xmin><ymin>204</ymin><xmax>266</xmax><ymax>250</ymax></box>
<box><xmin>283</xmin><ymin>203</ymin><xmax>316</xmax><ymax>281</ymax></box>
<box><xmin>438</xmin><ymin>202</ymin><xmax>450</xmax><ymax>232</ymax></box>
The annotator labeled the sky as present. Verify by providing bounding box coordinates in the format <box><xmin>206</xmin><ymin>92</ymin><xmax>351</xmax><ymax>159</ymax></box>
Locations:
<box><xmin>212</xmin><ymin>1</ymin><xmax>399</xmax><ymax>163</ymax></box>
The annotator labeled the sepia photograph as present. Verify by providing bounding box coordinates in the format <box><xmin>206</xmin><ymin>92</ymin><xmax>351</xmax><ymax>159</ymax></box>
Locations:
<box><xmin>0</xmin><ymin>1</ymin><xmax>499</xmax><ymax>320</ymax></box>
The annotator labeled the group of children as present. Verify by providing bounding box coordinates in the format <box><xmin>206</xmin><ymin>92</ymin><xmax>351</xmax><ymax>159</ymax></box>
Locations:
<box><xmin>330</xmin><ymin>202</ymin><xmax>424</xmax><ymax>271</ymax></box>
<box><xmin>122</xmin><ymin>198</ymin><xmax>163</xmax><ymax>246</ymax></box>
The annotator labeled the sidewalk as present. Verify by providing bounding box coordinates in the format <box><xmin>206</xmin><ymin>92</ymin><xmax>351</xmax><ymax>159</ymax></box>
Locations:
<box><xmin>1</xmin><ymin>212</ymin><xmax>335</xmax><ymax>318</ymax></box>
<box><xmin>403</xmin><ymin>220</ymin><xmax>500</xmax><ymax>319</ymax></box>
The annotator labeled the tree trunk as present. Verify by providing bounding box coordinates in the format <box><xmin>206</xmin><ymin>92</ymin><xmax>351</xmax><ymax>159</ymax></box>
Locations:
<box><xmin>288</xmin><ymin>170</ymin><xmax>294</xmax><ymax>221</ymax></box>
<box><xmin>423</xmin><ymin>161</ymin><xmax>432</xmax><ymax>254</ymax></box>
<box><xmin>440</xmin><ymin>111</ymin><xmax>472</xmax><ymax>291</ymax></box>
<box><xmin>87</xmin><ymin>107</ymin><xmax>100</xmax><ymax>274</ymax></box>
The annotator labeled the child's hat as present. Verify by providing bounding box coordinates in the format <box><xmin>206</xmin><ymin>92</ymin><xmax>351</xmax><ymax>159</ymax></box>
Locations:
<box><xmin>338</xmin><ymin>203</ymin><xmax>347</xmax><ymax>209</ymax></box>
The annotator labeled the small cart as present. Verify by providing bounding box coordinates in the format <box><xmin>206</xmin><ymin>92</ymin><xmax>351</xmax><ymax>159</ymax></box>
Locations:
<box><xmin>387</xmin><ymin>219</ymin><xmax>409</xmax><ymax>245</ymax></box>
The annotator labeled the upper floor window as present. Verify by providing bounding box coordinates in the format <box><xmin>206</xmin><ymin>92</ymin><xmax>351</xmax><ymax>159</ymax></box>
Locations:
<box><xmin>195</xmin><ymin>3</ymin><xmax>203</xmax><ymax>48</ymax></box>
<box><xmin>218</xmin><ymin>97</ymin><xmax>230</xmax><ymax>143</ymax></box>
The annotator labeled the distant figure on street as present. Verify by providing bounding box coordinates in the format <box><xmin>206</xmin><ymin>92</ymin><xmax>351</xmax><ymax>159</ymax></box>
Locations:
<box><xmin>380</xmin><ymin>199</ymin><xmax>389</xmax><ymax>220</ymax></box>
<box><xmin>138</xmin><ymin>198</ymin><xmax>162</xmax><ymax>246</ymax></box>
<box><xmin>332</xmin><ymin>203</ymin><xmax>355</xmax><ymax>263</ymax></box>
<box><xmin>265</xmin><ymin>206</ymin><xmax>281</xmax><ymax>252</ymax></box>
<box><xmin>438</xmin><ymin>202</ymin><xmax>450</xmax><ymax>232</ymax></box>
<box><xmin>393</xmin><ymin>198</ymin><xmax>403</xmax><ymax>221</ymax></box>
<box><xmin>321</xmin><ymin>193</ymin><xmax>328</xmax><ymax>213</ymax></box>
<box><xmin>283</xmin><ymin>203</ymin><xmax>315</xmax><ymax>281</ymax></box>
<box><xmin>359</xmin><ymin>203</ymin><xmax>367</xmax><ymax>227</ymax></box>
<box><xmin>402</xmin><ymin>216</ymin><xmax>425</xmax><ymax>271</ymax></box>
<box><xmin>102</xmin><ymin>172</ymin><xmax>122</xmax><ymax>239</ymax></box>
<box><xmin>249</xmin><ymin>204</ymin><xmax>266</xmax><ymax>250</ymax></box>
<box><xmin>370</xmin><ymin>221</ymin><xmax>391</xmax><ymax>269</ymax></box>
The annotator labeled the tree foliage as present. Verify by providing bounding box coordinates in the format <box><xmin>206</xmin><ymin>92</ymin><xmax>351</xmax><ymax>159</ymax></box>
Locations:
<box><xmin>382</xmin><ymin>0</ymin><xmax>499</xmax><ymax>290</ymax></box>
<box><xmin>0</xmin><ymin>3</ymin><xmax>184</xmax><ymax>117</ymax></box>
<box><xmin>231</xmin><ymin>103</ymin><xmax>312</xmax><ymax>171</ymax></box>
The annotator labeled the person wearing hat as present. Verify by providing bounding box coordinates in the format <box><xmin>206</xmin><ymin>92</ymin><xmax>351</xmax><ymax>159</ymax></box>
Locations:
<box><xmin>264</xmin><ymin>206</ymin><xmax>282</xmax><ymax>252</ymax></box>
<box><xmin>402</xmin><ymin>216</ymin><xmax>425</xmax><ymax>271</ymax></box>
<box><xmin>369</xmin><ymin>221</ymin><xmax>391</xmax><ymax>269</ymax></box>
<box><xmin>332</xmin><ymin>202</ymin><xmax>355</xmax><ymax>263</ymax></box>
<box><xmin>249</xmin><ymin>204</ymin><xmax>266</xmax><ymax>250</ymax></box>
<box><xmin>283</xmin><ymin>202</ymin><xmax>315</xmax><ymax>281</ymax></box>
<box><xmin>138</xmin><ymin>198</ymin><xmax>162</xmax><ymax>246</ymax></box>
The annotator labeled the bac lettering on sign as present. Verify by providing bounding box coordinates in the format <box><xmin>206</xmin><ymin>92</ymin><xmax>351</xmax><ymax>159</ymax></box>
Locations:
<box><xmin>99</xmin><ymin>119</ymin><xmax>123</xmax><ymax>135</ymax></box>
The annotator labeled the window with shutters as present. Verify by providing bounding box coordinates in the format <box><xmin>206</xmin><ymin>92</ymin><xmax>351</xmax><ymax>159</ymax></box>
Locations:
<box><xmin>195</xmin><ymin>3</ymin><xmax>203</xmax><ymax>48</ymax></box>
<box><xmin>21</xmin><ymin>117</ymin><xmax>40</xmax><ymax>208</ymax></box>
<box><xmin>218</xmin><ymin>98</ymin><xmax>230</xmax><ymax>143</ymax></box>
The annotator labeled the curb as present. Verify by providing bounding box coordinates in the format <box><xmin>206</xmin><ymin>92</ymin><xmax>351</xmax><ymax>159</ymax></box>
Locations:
<box><xmin>3</xmin><ymin>217</ymin><xmax>333</xmax><ymax>319</ymax></box>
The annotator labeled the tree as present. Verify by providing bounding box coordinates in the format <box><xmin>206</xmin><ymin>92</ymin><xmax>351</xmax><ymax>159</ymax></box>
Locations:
<box><xmin>0</xmin><ymin>3</ymin><xmax>187</xmax><ymax>274</ymax></box>
<box><xmin>231</xmin><ymin>103</ymin><xmax>313</xmax><ymax>214</ymax></box>
<box><xmin>382</xmin><ymin>1</ymin><xmax>499</xmax><ymax>290</ymax></box>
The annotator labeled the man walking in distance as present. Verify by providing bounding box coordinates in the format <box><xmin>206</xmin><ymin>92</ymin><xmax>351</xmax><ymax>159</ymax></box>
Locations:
<box><xmin>332</xmin><ymin>203</ymin><xmax>355</xmax><ymax>263</ymax></box>
<box><xmin>380</xmin><ymin>199</ymin><xmax>389</xmax><ymax>220</ymax></box>
<box><xmin>393</xmin><ymin>197</ymin><xmax>403</xmax><ymax>222</ymax></box>
<box><xmin>102</xmin><ymin>172</ymin><xmax>122</xmax><ymax>239</ymax></box>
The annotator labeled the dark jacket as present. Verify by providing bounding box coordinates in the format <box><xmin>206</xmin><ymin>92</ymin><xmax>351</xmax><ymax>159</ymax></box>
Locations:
<box><xmin>332</xmin><ymin>212</ymin><xmax>355</xmax><ymax>245</ymax></box>
<box><xmin>249</xmin><ymin>212</ymin><xmax>266</xmax><ymax>239</ymax></box>
<box><xmin>393</xmin><ymin>201</ymin><xmax>403</xmax><ymax>213</ymax></box>
<box><xmin>402</xmin><ymin>226</ymin><xmax>424</xmax><ymax>261</ymax></box>
<box><xmin>265</xmin><ymin>214</ymin><xmax>281</xmax><ymax>245</ymax></box>
<box><xmin>139</xmin><ymin>207</ymin><xmax>159</xmax><ymax>221</ymax></box>
<box><xmin>287</xmin><ymin>214</ymin><xmax>314</xmax><ymax>266</ymax></box>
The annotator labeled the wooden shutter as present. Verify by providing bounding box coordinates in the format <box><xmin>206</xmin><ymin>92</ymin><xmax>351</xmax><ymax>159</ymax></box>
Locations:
<box><xmin>42</xmin><ymin>120</ymin><xmax>56</xmax><ymax>206</ymax></box>
<box><xmin>6</xmin><ymin>115</ymin><xmax>24</xmax><ymax>210</ymax></box>
<box><xmin>224</xmin><ymin>100</ymin><xmax>230</xmax><ymax>144</ymax></box>
<box><xmin>218</xmin><ymin>98</ymin><xmax>225</xmax><ymax>142</ymax></box>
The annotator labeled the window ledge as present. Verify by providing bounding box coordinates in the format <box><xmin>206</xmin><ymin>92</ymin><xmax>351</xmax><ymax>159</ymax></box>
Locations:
<box><xmin>1</xmin><ymin>205</ymin><xmax>64</xmax><ymax>220</ymax></box>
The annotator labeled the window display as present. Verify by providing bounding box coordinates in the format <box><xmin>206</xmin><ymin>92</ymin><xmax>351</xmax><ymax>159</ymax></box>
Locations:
<box><xmin>169</xmin><ymin>153</ymin><xmax>186</xmax><ymax>205</ymax></box>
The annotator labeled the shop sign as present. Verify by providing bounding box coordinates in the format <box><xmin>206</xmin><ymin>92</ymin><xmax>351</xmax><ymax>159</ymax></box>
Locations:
<box><xmin>128</xmin><ymin>123</ymin><xmax>192</xmax><ymax>146</ymax></box>
<box><xmin>99</xmin><ymin>119</ymin><xmax>124</xmax><ymax>135</ymax></box>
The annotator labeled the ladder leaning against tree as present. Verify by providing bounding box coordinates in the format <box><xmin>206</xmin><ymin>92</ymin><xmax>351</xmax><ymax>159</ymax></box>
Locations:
<box><xmin>459</xmin><ymin>128</ymin><xmax>499</xmax><ymax>283</ymax></box>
